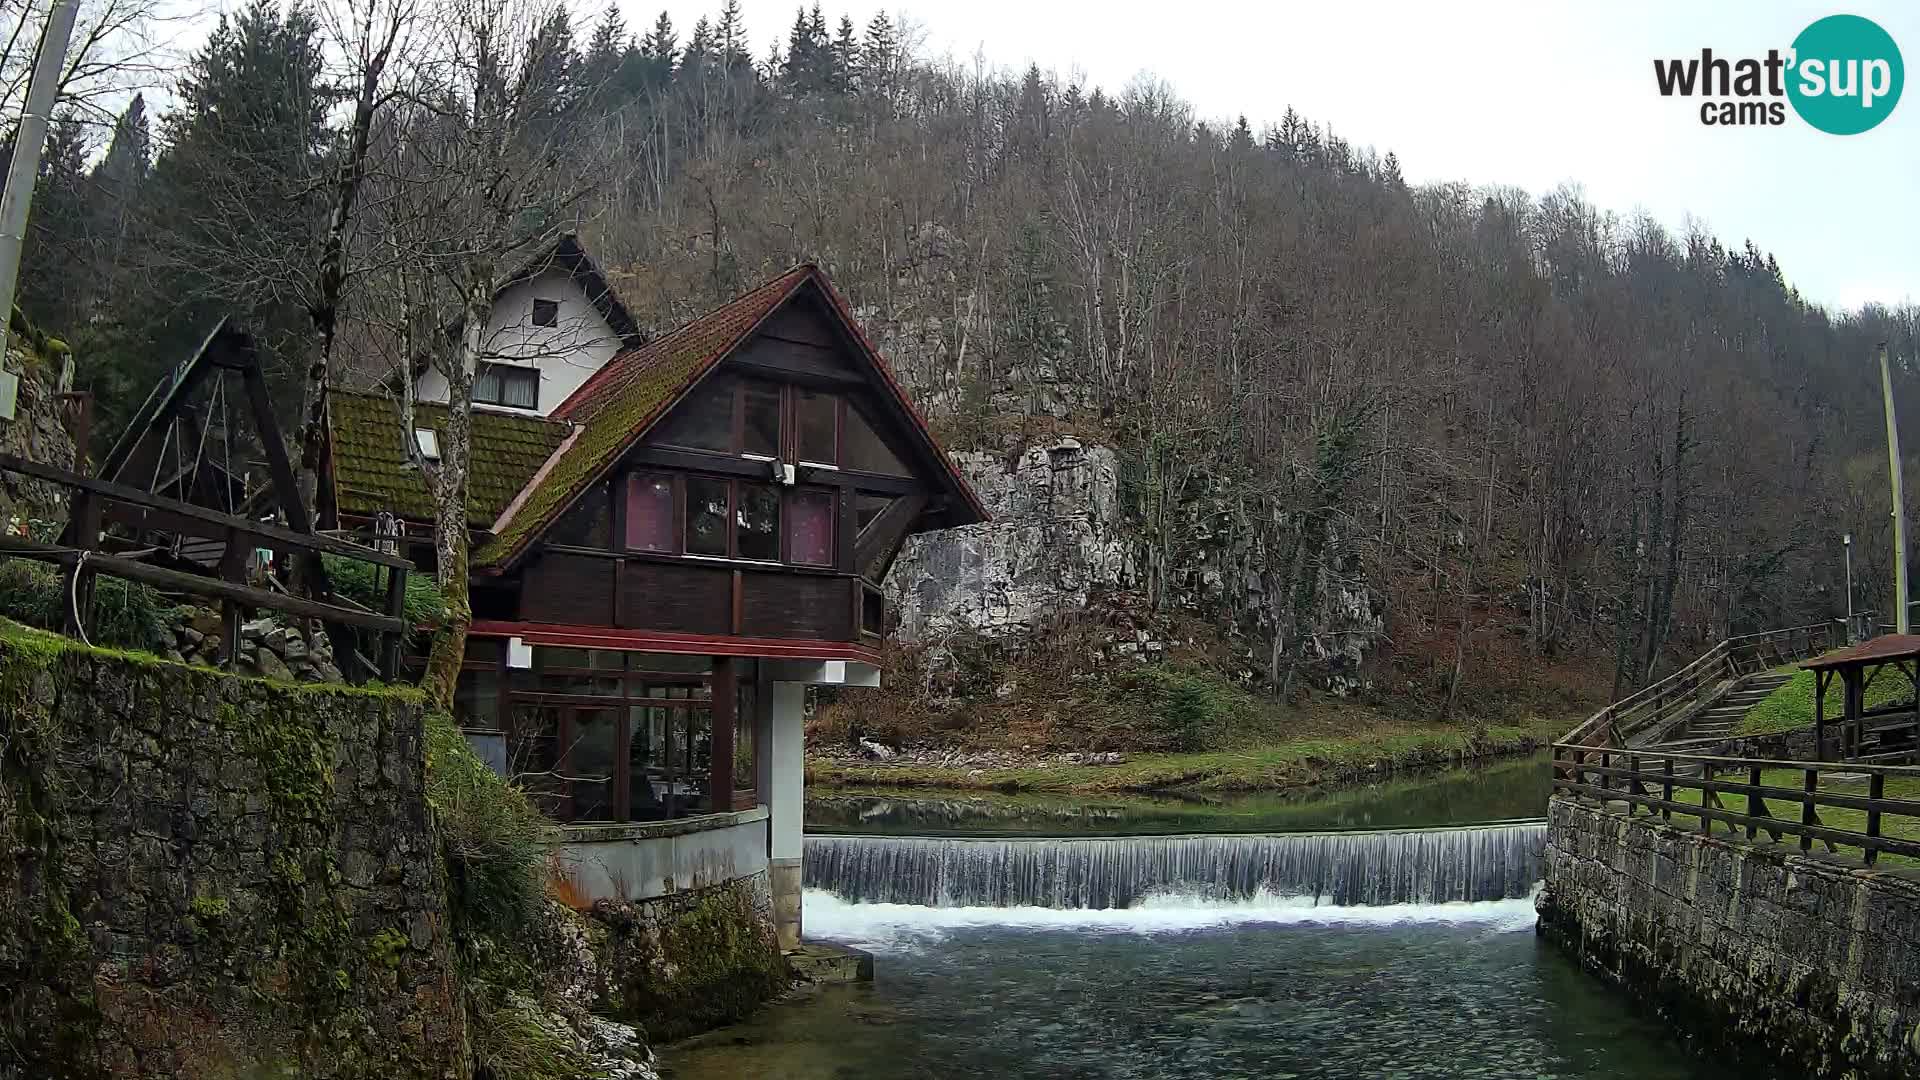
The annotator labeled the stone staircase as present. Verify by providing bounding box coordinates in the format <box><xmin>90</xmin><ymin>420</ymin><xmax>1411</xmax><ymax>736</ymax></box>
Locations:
<box><xmin>1642</xmin><ymin>671</ymin><xmax>1793</xmax><ymax>765</ymax></box>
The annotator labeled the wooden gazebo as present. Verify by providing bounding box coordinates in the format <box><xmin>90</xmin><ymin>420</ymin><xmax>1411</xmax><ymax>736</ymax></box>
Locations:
<box><xmin>1802</xmin><ymin>634</ymin><xmax>1920</xmax><ymax>761</ymax></box>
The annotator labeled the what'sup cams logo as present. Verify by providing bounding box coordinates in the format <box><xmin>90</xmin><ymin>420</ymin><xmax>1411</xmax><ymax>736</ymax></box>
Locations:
<box><xmin>1654</xmin><ymin>14</ymin><xmax>1903</xmax><ymax>134</ymax></box>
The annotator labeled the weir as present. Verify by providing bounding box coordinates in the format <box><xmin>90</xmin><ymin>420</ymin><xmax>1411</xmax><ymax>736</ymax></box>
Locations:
<box><xmin>804</xmin><ymin>821</ymin><xmax>1545</xmax><ymax>908</ymax></box>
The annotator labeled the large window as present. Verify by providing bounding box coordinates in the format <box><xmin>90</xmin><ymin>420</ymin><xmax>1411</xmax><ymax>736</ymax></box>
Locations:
<box><xmin>742</xmin><ymin>381</ymin><xmax>781</xmax><ymax>457</ymax></box>
<box><xmin>625</xmin><ymin>472</ymin><xmax>675</xmax><ymax>552</ymax></box>
<box><xmin>655</xmin><ymin>376</ymin><xmax>735</xmax><ymax>451</ymax></box>
<box><xmin>736</xmin><ymin>483</ymin><xmax>781</xmax><ymax>561</ymax></box>
<box><xmin>789</xmin><ymin>489</ymin><xmax>835</xmax><ymax>566</ymax></box>
<box><xmin>474</xmin><ymin>361</ymin><xmax>539</xmax><ymax>409</ymax></box>
<box><xmin>649</xmin><ymin>377</ymin><xmax>913</xmax><ymax>478</ymax></box>
<box><xmin>797</xmin><ymin>388</ymin><xmax>837</xmax><ymax>463</ymax></box>
<box><xmin>459</xmin><ymin>647</ymin><xmax>756</xmax><ymax>823</ymax></box>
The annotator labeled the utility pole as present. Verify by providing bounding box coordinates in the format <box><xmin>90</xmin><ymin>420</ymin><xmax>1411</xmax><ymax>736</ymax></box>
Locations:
<box><xmin>1881</xmin><ymin>342</ymin><xmax>1909</xmax><ymax>634</ymax></box>
<box><xmin>1844</xmin><ymin>532</ymin><xmax>1855</xmax><ymax>632</ymax></box>
<box><xmin>0</xmin><ymin>0</ymin><xmax>81</xmax><ymax>365</ymax></box>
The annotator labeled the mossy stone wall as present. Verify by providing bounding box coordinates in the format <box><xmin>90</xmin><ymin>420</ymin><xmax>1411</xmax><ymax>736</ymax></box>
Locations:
<box><xmin>593</xmin><ymin>871</ymin><xmax>789</xmax><ymax>1044</ymax></box>
<box><xmin>1539</xmin><ymin>797</ymin><xmax>1920</xmax><ymax>1080</ymax></box>
<box><xmin>0</xmin><ymin>624</ymin><xmax>469</xmax><ymax>1079</ymax></box>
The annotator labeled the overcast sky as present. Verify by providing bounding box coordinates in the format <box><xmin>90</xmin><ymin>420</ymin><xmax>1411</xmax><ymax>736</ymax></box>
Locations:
<box><xmin>630</xmin><ymin>0</ymin><xmax>1918</xmax><ymax>313</ymax></box>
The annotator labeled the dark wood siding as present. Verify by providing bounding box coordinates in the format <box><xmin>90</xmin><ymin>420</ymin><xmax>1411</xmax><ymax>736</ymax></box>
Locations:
<box><xmin>521</xmin><ymin>552</ymin><xmax>615</xmax><ymax>624</ymax></box>
<box><xmin>730</xmin><ymin>335</ymin><xmax>855</xmax><ymax>382</ymax></box>
<box><xmin>758</xmin><ymin>301</ymin><xmax>842</xmax><ymax>348</ymax></box>
<box><xmin>740</xmin><ymin>571</ymin><xmax>853</xmax><ymax>640</ymax></box>
<box><xmin>617</xmin><ymin>560</ymin><xmax>733</xmax><ymax>635</ymax></box>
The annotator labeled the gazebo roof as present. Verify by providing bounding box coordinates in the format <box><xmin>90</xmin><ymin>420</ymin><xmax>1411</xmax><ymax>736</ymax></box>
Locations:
<box><xmin>1801</xmin><ymin>634</ymin><xmax>1920</xmax><ymax>672</ymax></box>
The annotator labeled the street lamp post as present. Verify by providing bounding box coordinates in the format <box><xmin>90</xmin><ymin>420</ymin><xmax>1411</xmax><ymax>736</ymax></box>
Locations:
<box><xmin>1844</xmin><ymin>533</ymin><xmax>1855</xmax><ymax>639</ymax></box>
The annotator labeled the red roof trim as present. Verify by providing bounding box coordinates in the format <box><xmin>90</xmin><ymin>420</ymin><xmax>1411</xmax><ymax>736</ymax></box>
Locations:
<box><xmin>470</xmin><ymin>620</ymin><xmax>883</xmax><ymax>664</ymax></box>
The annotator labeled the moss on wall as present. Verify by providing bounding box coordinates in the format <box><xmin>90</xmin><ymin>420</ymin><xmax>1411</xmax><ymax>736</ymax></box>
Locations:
<box><xmin>0</xmin><ymin>620</ymin><xmax>469</xmax><ymax>1079</ymax></box>
<box><xmin>596</xmin><ymin>874</ymin><xmax>790</xmax><ymax>1044</ymax></box>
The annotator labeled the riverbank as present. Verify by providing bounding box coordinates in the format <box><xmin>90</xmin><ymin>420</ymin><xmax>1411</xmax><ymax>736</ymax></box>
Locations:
<box><xmin>806</xmin><ymin>715</ymin><xmax>1565</xmax><ymax>796</ymax></box>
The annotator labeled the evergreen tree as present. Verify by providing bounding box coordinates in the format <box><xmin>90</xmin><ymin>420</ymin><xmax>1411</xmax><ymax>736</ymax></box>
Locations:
<box><xmin>641</xmin><ymin>11</ymin><xmax>678</xmax><ymax>86</ymax></box>
<box><xmin>831</xmin><ymin>14</ymin><xmax>857</xmax><ymax>93</ymax></box>
<box><xmin>580</xmin><ymin>2</ymin><xmax>626</xmax><ymax>103</ymax></box>
<box><xmin>1381</xmin><ymin>150</ymin><xmax>1405</xmax><ymax>188</ymax></box>
<box><xmin>680</xmin><ymin>16</ymin><xmax>714</xmax><ymax>84</ymax></box>
<box><xmin>1229</xmin><ymin>114</ymin><xmax>1254</xmax><ymax>153</ymax></box>
<box><xmin>521</xmin><ymin>9</ymin><xmax>579</xmax><ymax>141</ymax></box>
<box><xmin>17</xmin><ymin>114</ymin><xmax>92</xmax><ymax>332</ymax></box>
<box><xmin>781</xmin><ymin>6</ymin><xmax>819</xmax><ymax>93</ymax></box>
<box><xmin>90</xmin><ymin>94</ymin><xmax>150</xmax><ymax>279</ymax></box>
<box><xmin>860</xmin><ymin>10</ymin><xmax>896</xmax><ymax>100</ymax></box>
<box><xmin>716</xmin><ymin>0</ymin><xmax>749</xmax><ymax>72</ymax></box>
<box><xmin>99</xmin><ymin>0</ymin><xmax>331</xmax><ymax>444</ymax></box>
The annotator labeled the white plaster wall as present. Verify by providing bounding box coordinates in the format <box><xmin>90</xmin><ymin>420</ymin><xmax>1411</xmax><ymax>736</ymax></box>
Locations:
<box><xmin>413</xmin><ymin>268</ymin><xmax>623</xmax><ymax>416</ymax></box>
<box><xmin>553</xmin><ymin>808</ymin><xmax>771</xmax><ymax>902</ymax></box>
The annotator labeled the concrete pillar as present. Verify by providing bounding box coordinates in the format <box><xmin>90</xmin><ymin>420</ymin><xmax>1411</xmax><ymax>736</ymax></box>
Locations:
<box><xmin>766</xmin><ymin>680</ymin><xmax>806</xmax><ymax>950</ymax></box>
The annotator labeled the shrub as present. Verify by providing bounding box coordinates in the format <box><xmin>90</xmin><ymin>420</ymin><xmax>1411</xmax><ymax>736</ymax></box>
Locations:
<box><xmin>424</xmin><ymin>712</ymin><xmax>546</xmax><ymax>942</ymax></box>
<box><xmin>0</xmin><ymin>559</ymin><xmax>174</xmax><ymax>652</ymax></box>
<box><xmin>1108</xmin><ymin>664</ymin><xmax>1255</xmax><ymax>752</ymax></box>
<box><xmin>321</xmin><ymin>552</ymin><xmax>446</xmax><ymax>635</ymax></box>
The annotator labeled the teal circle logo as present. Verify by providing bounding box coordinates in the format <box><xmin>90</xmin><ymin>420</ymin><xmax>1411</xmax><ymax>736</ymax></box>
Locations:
<box><xmin>1788</xmin><ymin>14</ymin><xmax>1903</xmax><ymax>134</ymax></box>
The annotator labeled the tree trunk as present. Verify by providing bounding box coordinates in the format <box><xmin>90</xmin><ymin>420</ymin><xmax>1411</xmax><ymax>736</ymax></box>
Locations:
<box><xmin>296</xmin><ymin>30</ymin><xmax>397</xmax><ymax>534</ymax></box>
<box><xmin>420</xmin><ymin>274</ymin><xmax>489</xmax><ymax>709</ymax></box>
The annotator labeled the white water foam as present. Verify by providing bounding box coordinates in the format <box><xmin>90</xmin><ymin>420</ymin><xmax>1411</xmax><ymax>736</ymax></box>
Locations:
<box><xmin>804</xmin><ymin>886</ymin><xmax>1541</xmax><ymax>952</ymax></box>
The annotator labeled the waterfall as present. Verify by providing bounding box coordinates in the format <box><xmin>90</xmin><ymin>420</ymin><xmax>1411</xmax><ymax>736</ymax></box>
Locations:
<box><xmin>804</xmin><ymin>822</ymin><xmax>1545</xmax><ymax>909</ymax></box>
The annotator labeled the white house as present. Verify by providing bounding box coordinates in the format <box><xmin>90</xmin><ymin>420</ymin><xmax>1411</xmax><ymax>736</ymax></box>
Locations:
<box><xmin>413</xmin><ymin>234</ymin><xmax>644</xmax><ymax>417</ymax></box>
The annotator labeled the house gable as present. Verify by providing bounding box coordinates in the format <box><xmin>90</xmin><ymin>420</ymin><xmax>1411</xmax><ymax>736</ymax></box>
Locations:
<box><xmin>475</xmin><ymin>266</ymin><xmax>984</xmax><ymax>573</ymax></box>
<box><xmin>412</xmin><ymin>235</ymin><xmax>641</xmax><ymax>418</ymax></box>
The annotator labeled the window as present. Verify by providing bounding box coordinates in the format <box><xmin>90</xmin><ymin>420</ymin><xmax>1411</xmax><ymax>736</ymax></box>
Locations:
<box><xmin>736</xmin><ymin>483</ymin><xmax>781</xmax><ymax>561</ymax></box>
<box><xmin>843</xmin><ymin>401</ymin><xmax>911</xmax><ymax>475</ymax></box>
<box><xmin>531</xmin><ymin>297</ymin><xmax>560</xmax><ymax>327</ymax></box>
<box><xmin>685</xmin><ymin>477</ymin><xmax>730</xmax><ymax>555</ymax></box>
<box><xmin>742</xmin><ymin>381</ymin><xmax>781</xmax><ymax>457</ymax></box>
<box><xmin>861</xmin><ymin>585</ymin><xmax>886</xmax><ymax>636</ymax></box>
<box><xmin>796</xmin><ymin>389</ymin><xmax>837</xmax><ymax>464</ymax></box>
<box><xmin>414</xmin><ymin>427</ymin><xmax>440</xmax><ymax>461</ymax></box>
<box><xmin>474</xmin><ymin>362</ymin><xmax>539</xmax><ymax>410</ymax></box>
<box><xmin>625</xmin><ymin>473</ymin><xmax>676</xmax><ymax>552</ymax></box>
<box><xmin>788</xmin><ymin>489</ymin><xmax>835</xmax><ymax>566</ymax></box>
<box><xmin>551</xmin><ymin>483</ymin><xmax>611</xmax><ymax>547</ymax></box>
<box><xmin>654</xmin><ymin>378</ymin><xmax>734</xmax><ymax>452</ymax></box>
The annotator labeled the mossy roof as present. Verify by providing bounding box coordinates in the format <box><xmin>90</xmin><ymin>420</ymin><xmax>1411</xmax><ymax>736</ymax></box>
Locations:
<box><xmin>327</xmin><ymin>388</ymin><xmax>570</xmax><ymax>525</ymax></box>
<box><xmin>473</xmin><ymin>266</ymin><xmax>814</xmax><ymax>567</ymax></box>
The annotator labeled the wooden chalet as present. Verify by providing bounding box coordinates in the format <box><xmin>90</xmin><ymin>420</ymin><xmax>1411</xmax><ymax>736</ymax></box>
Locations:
<box><xmin>324</xmin><ymin>260</ymin><xmax>987</xmax><ymax>839</ymax></box>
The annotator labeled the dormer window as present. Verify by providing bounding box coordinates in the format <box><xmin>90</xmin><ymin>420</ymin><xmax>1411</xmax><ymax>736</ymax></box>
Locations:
<box><xmin>531</xmin><ymin>298</ymin><xmax>560</xmax><ymax>327</ymax></box>
<box><xmin>474</xmin><ymin>362</ymin><xmax>538</xmax><ymax>410</ymax></box>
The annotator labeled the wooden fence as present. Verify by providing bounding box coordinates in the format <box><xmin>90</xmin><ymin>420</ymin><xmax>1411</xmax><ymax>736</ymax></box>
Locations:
<box><xmin>0</xmin><ymin>451</ymin><xmax>411</xmax><ymax>677</ymax></box>
<box><xmin>1552</xmin><ymin>745</ymin><xmax>1920</xmax><ymax>866</ymax></box>
<box><xmin>1559</xmin><ymin>621</ymin><xmax>1845</xmax><ymax>751</ymax></box>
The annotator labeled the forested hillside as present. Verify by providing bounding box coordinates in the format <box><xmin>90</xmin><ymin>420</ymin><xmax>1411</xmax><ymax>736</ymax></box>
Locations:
<box><xmin>19</xmin><ymin>0</ymin><xmax>1920</xmax><ymax>722</ymax></box>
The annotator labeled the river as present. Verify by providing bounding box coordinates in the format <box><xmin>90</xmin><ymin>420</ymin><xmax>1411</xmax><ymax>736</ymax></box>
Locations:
<box><xmin>664</xmin><ymin>756</ymin><xmax>1731</xmax><ymax>1080</ymax></box>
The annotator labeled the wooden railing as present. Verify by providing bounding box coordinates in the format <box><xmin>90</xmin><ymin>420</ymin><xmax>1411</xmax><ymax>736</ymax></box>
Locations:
<box><xmin>1559</xmin><ymin>620</ymin><xmax>1845</xmax><ymax>751</ymax></box>
<box><xmin>1551</xmin><ymin>746</ymin><xmax>1920</xmax><ymax>866</ymax></box>
<box><xmin>0</xmin><ymin>452</ymin><xmax>411</xmax><ymax>678</ymax></box>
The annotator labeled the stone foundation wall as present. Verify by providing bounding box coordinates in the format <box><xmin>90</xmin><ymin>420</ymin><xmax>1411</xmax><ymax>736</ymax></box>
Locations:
<box><xmin>0</xmin><ymin>622</ymin><xmax>468</xmax><ymax>1079</ymax></box>
<box><xmin>1539</xmin><ymin>796</ymin><xmax>1920</xmax><ymax>1080</ymax></box>
<box><xmin>593</xmin><ymin>871</ymin><xmax>789</xmax><ymax>1044</ymax></box>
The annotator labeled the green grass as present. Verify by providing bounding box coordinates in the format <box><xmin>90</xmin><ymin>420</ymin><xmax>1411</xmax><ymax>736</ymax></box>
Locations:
<box><xmin>1651</xmin><ymin>766</ymin><xmax>1920</xmax><ymax>867</ymax></box>
<box><xmin>806</xmin><ymin>716</ymin><xmax>1566</xmax><ymax>795</ymax></box>
<box><xmin>1737</xmin><ymin>667</ymin><xmax>1914</xmax><ymax>736</ymax></box>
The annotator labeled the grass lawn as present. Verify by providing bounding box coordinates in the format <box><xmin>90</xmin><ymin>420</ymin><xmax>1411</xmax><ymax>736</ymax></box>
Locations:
<box><xmin>1736</xmin><ymin>667</ymin><xmax>1914</xmax><ymax>736</ymax></box>
<box><xmin>806</xmin><ymin>715</ymin><xmax>1567</xmax><ymax>795</ymax></box>
<box><xmin>1637</xmin><ymin>766</ymin><xmax>1920</xmax><ymax>866</ymax></box>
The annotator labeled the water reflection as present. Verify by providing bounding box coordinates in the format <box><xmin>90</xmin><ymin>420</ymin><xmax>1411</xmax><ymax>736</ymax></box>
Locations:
<box><xmin>806</xmin><ymin>753</ymin><xmax>1553</xmax><ymax>837</ymax></box>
